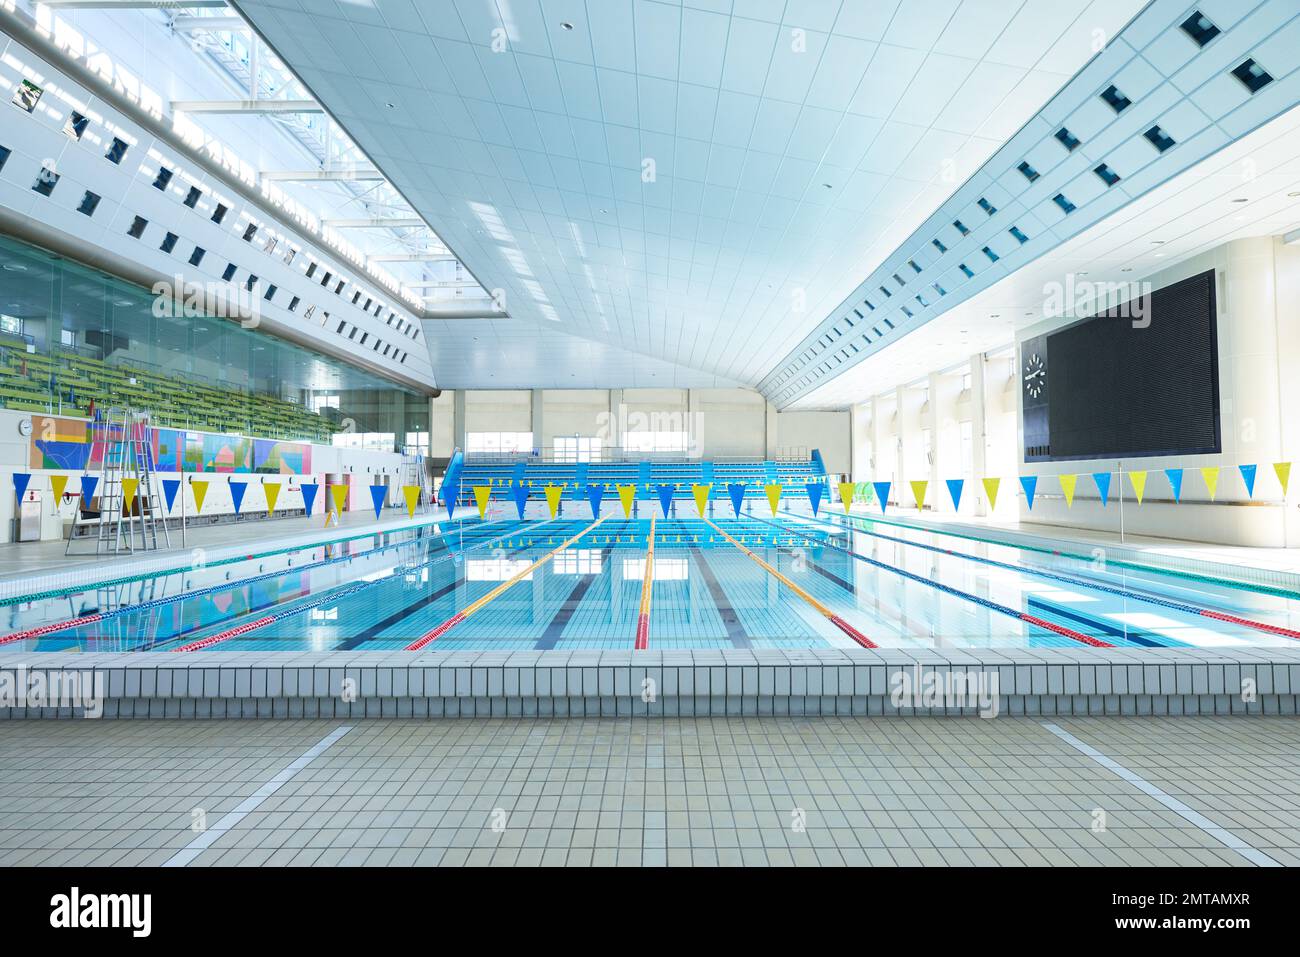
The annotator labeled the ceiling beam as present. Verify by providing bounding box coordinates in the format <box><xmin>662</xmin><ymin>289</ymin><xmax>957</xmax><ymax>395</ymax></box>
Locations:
<box><xmin>173</xmin><ymin>99</ymin><xmax>322</xmax><ymax>114</ymax></box>
<box><xmin>260</xmin><ymin>167</ymin><xmax>384</xmax><ymax>182</ymax></box>
<box><xmin>422</xmin><ymin>301</ymin><xmax>507</xmax><ymax>320</ymax></box>
<box><xmin>405</xmin><ymin>280</ymin><xmax>476</xmax><ymax>289</ymax></box>
<box><xmin>368</xmin><ymin>253</ymin><xmax>454</xmax><ymax>263</ymax></box>
<box><xmin>171</xmin><ymin>15</ymin><xmax>247</xmax><ymax>30</ymax></box>
<box><xmin>39</xmin><ymin>1</ymin><xmax>227</xmax><ymax>7</ymax></box>
<box><xmin>322</xmin><ymin>217</ymin><xmax>425</xmax><ymax>229</ymax></box>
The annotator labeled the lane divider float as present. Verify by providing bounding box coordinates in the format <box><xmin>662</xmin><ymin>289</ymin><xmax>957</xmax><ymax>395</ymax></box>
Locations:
<box><xmin>635</xmin><ymin>517</ymin><xmax>656</xmax><ymax>650</ymax></box>
<box><xmin>701</xmin><ymin>518</ymin><xmax>877</xmax><ymax>648</ymax></box>
<box><xmin>406</xmin><ymin>518</ymin><xmax>606</xmax><ymax>651</ymax></box>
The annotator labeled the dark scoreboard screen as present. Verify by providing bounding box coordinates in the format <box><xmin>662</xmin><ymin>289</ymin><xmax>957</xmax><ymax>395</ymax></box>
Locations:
<box><xmin>1022</xmin><ymin>269</ymin><xmax>1220</xmax><ymax>462</ymax></box>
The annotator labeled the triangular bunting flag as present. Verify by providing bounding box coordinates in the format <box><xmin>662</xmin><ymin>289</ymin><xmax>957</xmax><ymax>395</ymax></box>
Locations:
<box><xmin>544</xmin><ymin>484</ymin><xmax>562</xmax><ymax>518</ymax></box>
<box><xmin>946</xmin><ymin>478</ymin><xmax>964</xmax><ymax>511</ymax></box>
<box><xmin>80</xmin><ymin>475</ymin><xmax>99</xmax><ymax>508</ymax></box>
<box><xmin>1275</xmin><ymin>462</ymin><xmax>1291</xmax><ymax>497</ymax></box>
<box><xmin>190</xmin><ymin>479</ymin><xmax>208</xmax><ymax>514</ymax></box>
<box><xmin>1165</xmin><ymin>468</ymin><xmax>1183</xmax><ymax>503</ymax></box>
<box><xmin>121</xmin><ymin>477</ymin><xmax>139</xmax><ymax>514</ymax></box>
<box><xmin>872</xmin><ymin>481</ymin><xmax>891</xmax><ymax>513</ymax></box>
<box><xmin>1201</xmin><ymin>466</ymin><xmax>1220</xmax><ymax>501</ymax></box>
<box><xmin>1059</xmin><ymin>474</ymin><xmax>1077</xmax><ymax>508</ymax></box>
<box><xmin>1129</xmin><ymin>471</ymin><xmax>1147</xmax><ymax>505</ymax></box>
<box><xmin>764</xmin><ymin>483</ymin><xmax>783</xmax><ymax>515</ymax></box>
<box><xmin>617</xmin><ymin>484</ymin><xmax>636</xmax><ymax>518</ymax></box>
<box><xmin>657</xmin><ymin>484</ymin><xmax>674</xmax><ymax>518</ymax></box>
<box><xmin>982</xmin><ymin>477</ymin><xmax>1001</xmax><ymax>511</ymax></box>
<box><xmin>728</xmin><ymin>483</ymin><xmax>746</xmax><ymax>517</ymax></box>
<box><xmin>1239</xmin><ymin>463</ymin><xmax>1257</xmax><ymax>499</ymax></box>
<box><xmin>330</xmin><ymin>483</ymin><xmax>348</xmax><ymax>515</ymax></box>
<box><xmin>512</xmin><ymin>481</ymin><xmax>530</xmax><ymax>520</ymax></box>
<box><xmin>300</xmin><ymin>482</ymin><xmax>319</xmax><ymax>516</ymax></box>
<box><xmin>473</xmin><ymin>485</ymin><xmax>491</xmax><ymax>520</ymax></box>
<box><xmin>264</xmin><ymin>480</ymin><xmax>281</xmax><ymax>515</ymax></box>
<box><xmin>229</xmin><ymin>480</ymin><xmax>247</xmax><ymax>515</ymax></box>
<box><xmin>1092</xmin><ymin>472</ymin><xmax>1110</xmax><ymax>507</ymax></box>
<box><xmin>586</xmin><ymin>484</ymin><xmax>603</xmax><ymax>518</ymax></box>
<box><xmin>12</xmin><ymin>473</ymin><xmax>30</xmax><ymax>502</ymax></box>
<box><xmin>369</xmin><ymin>484</ymin><xmax>386</xmax><ymax>519</ymax></box>
<box><xmin>693</xmin><ymin>483</ymin><xmax>711</xmax><ymax>517</ymax></box>
<box><xmin>50</xmin><ymin>474</ymin><xmax>69</xmax><ymax>508</ymax></box>
<box><xmin>1019</xmin><ymin>475</ymin><xmax>1037</xmax><ymax>510</ymax></box>
<box><xmin>402</xmin><ymin>485</ymin><xmax>420</xmax><ymax>518</ymax></box>
<box><xmin>161</xmin><ymin>478</ymin><xmax>180</xmax><ymax>513</ymax></box>
<box><xmin>806</xmin><ymin>483</ymin><xmax>824</xmax><ymax>515</ymax></box>
<box><xmin>839</xmin><ymin>482</ymin><xmax>855</xmax><ymax>513</ymax></box>
<box><xmin>909</xmin><ymin>480</ymin><xmax>928</xmax><ymax>511</ymax></box>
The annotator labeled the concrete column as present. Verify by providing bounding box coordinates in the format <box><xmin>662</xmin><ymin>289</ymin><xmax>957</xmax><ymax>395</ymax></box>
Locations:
<box><xmin>894</xmin><ymin>386</ymin><xmax>907</xmax><ymax>506</ymax></box>
<box><xmin>850</xmin><ymin>401</ymin><xmax>871</xmax><ymax>482</ymax></box>
<box><xmin>531</xmin><ymin>388</ymin><xmax>544</xmax><ymax>454</ymax></box>
<box><xmin>764</xmin><ymin>401</ymin><xmax>779</xmax><ymax>459</ymax></box>
<box><xmin>926</xmin><ymin>372</ymin><xmax>942</xmax><ymax>504</ymax></box>
<box><xmin>969</xmin><ymin>354</ymin><xmax>988</xmax><ymax>517</ymax></box>
<box><xmin>452</xmin><ymin>390</ymin><xmax>466</xmax><ymax>453</ymax></box>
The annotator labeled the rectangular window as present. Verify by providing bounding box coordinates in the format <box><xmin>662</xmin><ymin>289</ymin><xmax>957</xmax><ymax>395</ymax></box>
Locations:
<box><xmin>77</xmin><ymin>190</ymin><xmax>100</xmax><ymax>216</ymax></box>
<box><xmin>160</xmin><ymin>232</ymin><xmax>179</xmax><ymax>253</ymax></box>
<box><xmin>977</xmin><ymin>197</ymin><xmax>997</xmax><ymax>216</ymax></box>
<box><xmin>189</xmin><ymin>247</ymin><xmax>206</xmax><ymax>267</ymax></box>
<box><xmin>211</xmin><ymin>203</ymin><xmax>228</xmax><ymax>224</ymax></box>
<box><xmin>288</xmin><ymin>296</ymin><xmax>301</xmax><ymax>312</ymax></box>
<box><xmin>1143</xmin><ymin>125</ymin><xmax>1176</xmax><ymax>153</ymax></box>
<box><xmin>1100</xmin><ymin>84</ymin><xmax>1131</xmax><ymax>113</ymax></box>
<box><xmin>466</xmin><ymin>432</ymin><xmax>534</xmax><ymax>456</ymax></box>
<box><xmin>263</xmin><ymin>284</ymin><xmax>277</xmax><ymax>301</ymax></box>
<box><xmin>183</xmin><ymin>185</ymin><xmax>202</xmax><ymax>208</ymax></box>
<box><xmin>1052</xmin><ymin>193</ymin><xmax>1077</xmax><ymax>214</ymax></box>
<box><xmin>1055</xmin><ymin>127</ymin><xmax>1081</xmax><ymax>151</ymax></box>
<box><xmin>306</xmin><ymin>262</ymin><xmax>318</xmax><ymax>279</ymax></box>
<box><xmin>241</xmin><ymin>222</ymin><xmax>258</xmax><ymax>242</ymax></box>
<box><xmin>222</xmin><ymin>263</ymin><xmax>237</xmax><ymax>282</ymax></box>
<box><xmin>127</xmin><ymin>216</ymin><xmax>148</xmax><ymax>239</ymax></box>
<box><xmin>1017</xmin><ymin>160</ymin><xmax>1039</xmax><ymax>182</ymax></box>
<box><xmin>0</xmin><ymin>145</ymin><xmax>9</xmax><ymax>172</ymax></box>
<box><xmin>12</xmin><ymin>79</ymin><xmax>42</xmax><ymax>113</ymax></box>
<box><xmin>953</xmin><ymin>219</ymin><xmax>970</xmax><ymax>236</ymax></box>
<box><xmin>1094</xmin><ymin>163</ymin><xmax>1121</xmax><ymax>187</ymax></box>
<box><xmin>1231</xmin><ymin>58</ymin><xmax>1273</xmax><ymax>94</ymax></box>
<box><xmin>152</xmin><ymin>166</ymin><xmax>173</xmax><ymax>191</ymax></box>
<box><xmin>31</xmin><ymin>166</ymin><xmax>59</xmax><ymax>196</ymax></box>
<box><xmin>63</xmin><ymin>111</ymin><xmax>89</xmax><ymax>140</ymax></box>
<box><xmin>105</xmin><ymin>137</ymin><xmax>129</xmax><ymax>165</ymax></box>
<box><xmin>1180</xmin><ymin>12</ymin><xmax>1220</xmax><ymax>47</ymax></box>
<box><xmin>245</xmin><ymin>274</ymin><xmax>259</xmax><ymax>292</ymax></box>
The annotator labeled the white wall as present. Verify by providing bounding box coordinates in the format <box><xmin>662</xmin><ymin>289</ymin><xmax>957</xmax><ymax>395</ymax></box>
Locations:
<box><xmin>776</xmin><ymin>410</ymin><xmax>850</xmax><ymax>473</ymax></box>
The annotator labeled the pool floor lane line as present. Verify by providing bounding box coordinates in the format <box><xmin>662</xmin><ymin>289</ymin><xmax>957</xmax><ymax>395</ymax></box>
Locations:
<box><xmin>172</xmin><ymin>520</ymin><xmax>557</xmax><ymax>652</ymax></box>
<box><xmin>1040</xmin><ymin>722</ymin><xmax>1280</xmax><ymax>868</ymax></box>
<box><xmin>162</xmin><ymin>725</ymin><xmax>353</xmax><ymax>867</ymax></box>
<box><xmin>635</xmin><ymin>517</ymin><xmax>656</xmax><ymax>650</ymax></box>
<box><xmin>807</xmin><ymin>510</ymin><xmax>1300</xmax><ymax>643</ymax></box>
<box><xmin>406</xmin><ymin>518</ymin><xmax>607</xmax><ymax>651</ymax></box>
<box><xmin>688</xmin><ymin>547</ymin><xmax>750</xmax><ymax>649</ymax></box>
<box><xmin>535</xmin><ymin>545</ymin><xmax>618</xmax><ymax>651</ymax></box>
<box><xmin>701</xmin><ymin>518</ymin><xmax>877</xmax><ymax>648</ymax></box>
<box><xmin>747</xmin><ymin>514</ymin><xmax>1113</xmax><ymax>648</ymax></box>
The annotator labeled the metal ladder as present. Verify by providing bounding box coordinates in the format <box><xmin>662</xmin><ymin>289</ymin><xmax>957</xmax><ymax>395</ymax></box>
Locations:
<box><xmin>68</xmin><ymin>407</ymin><xmax>172</xmax><ymax>556</ymax></box>
<box><xmin>401</xmin><ymin>448</ymin><xmax>426</xmax><ymax>513</ymax></box>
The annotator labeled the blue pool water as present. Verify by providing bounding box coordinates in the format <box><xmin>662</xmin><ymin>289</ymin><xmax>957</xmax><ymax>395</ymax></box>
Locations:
<box><xmin>3</xmin><ymin>504</ymin><xmax>1299</xmax><ymax>652</ymax></box>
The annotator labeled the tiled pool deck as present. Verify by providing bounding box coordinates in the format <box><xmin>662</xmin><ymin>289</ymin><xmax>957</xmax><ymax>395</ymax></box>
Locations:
<box><xmin>0</xmin><ymin>716</ymin><xmax>1295</xmax><ymax>866</ymax></box>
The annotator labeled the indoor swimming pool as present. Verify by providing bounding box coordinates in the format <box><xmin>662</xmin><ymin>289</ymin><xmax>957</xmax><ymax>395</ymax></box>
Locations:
<box><xmin>2</xmin><ymin>507</ymin><xmax>1299</xmax><ymax>653</ymax></box>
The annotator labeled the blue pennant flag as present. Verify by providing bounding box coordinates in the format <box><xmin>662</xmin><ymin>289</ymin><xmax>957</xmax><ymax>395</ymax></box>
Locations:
<box><xmin>728</xmin><ymin>483</ymin><xmax>746</xmax><ymax>516</ymax></box>
<box><xmin>369</xmin><ymin>484</ymin><xmax>386</xmax><ymax>519</ymax></box>
<box><xmin>161</xmin><ymin>478</ymin><xmax>180</xmax><ymax>513</ymax></box>
<box><xmin>805</xmin><ymin>482</ymin><xmax>824</xmax><ymax>516</ymax></box>
<box><xmin>657</xmin><ymin>484</ymin><xmax>674</xmax><ymax>518</ymax></box>
<box><xmin>586</xmin><ymin>484</ymin><xmax>604</xmax><ymax>517</ymax></box>
<box><xmin>229</xmin><ymin>480</ymin><xmax>247</xmax><ymax>514</ymax></box>
<box><xmin>1164</xmin><ymin>468</ymin><xmax>1183</xmax><ymax>503</ymax></box>
<box><xmin>446</xmin><ymin>491</ymin><xmax>456</xmax><ymax>519</ymax></box>
<box><xmin>300</xmin><ymin>482</ymin><xmax>319</xmax><ymax>515</ymax></box>
<box><xmin>872</xmin><ymin>481</ymin><xmax>891</xmax><ymax>513</ymax></box>
<box><xmin>946</xmin><ymin>478</ymin><xmax>964</xmax><ymax>511</ymax></box>
<box><xmin>1239</xmin><ymin>463</ymin><xmax>1257</xmax><ymax>498</ymax></box>
<box><xmin>1019</xmin><ymin>475</ymin><xmax>1038</xmax><ymax>511</ymax></box>
<box><xmin>1092</xmin><ymin>472</ymin><xmax>1111</xmax><ymax>507</ymax></box>
<box><xmin>511</xmin><ymin>481</ymin><xmax>529</xmax><ymax>520</ymax></box>
<box><xmin>80</xmin><ymin>475</ymin><xmax>98</xmax><ymax>507</ymax></box>
<box><xmin>12</xmin><ymin>472</ymin><xmax>30</xmax><ymax>502</ymax></box>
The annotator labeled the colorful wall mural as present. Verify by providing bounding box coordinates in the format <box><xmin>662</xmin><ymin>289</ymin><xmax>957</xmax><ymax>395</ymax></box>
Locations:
<box><xmin>29</xmin><ymin>416</ymin><xmax>313</xmax><ymax>475</ymax></box>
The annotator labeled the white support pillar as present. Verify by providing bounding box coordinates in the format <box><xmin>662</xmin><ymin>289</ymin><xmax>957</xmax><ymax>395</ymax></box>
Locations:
<box><xmin>969</xmin><ymin>354</ymin><xmax>989</xmax><ymax>517</ymax></box>
<box><xmin>531</xmin><ymin>389</ymin><xmax>544</xmax><ymax>454</ymax></box>
<box><xmin>453</xmin><ymin>390</ymin><xmax>466</xmax><ymax>453</ymax></box>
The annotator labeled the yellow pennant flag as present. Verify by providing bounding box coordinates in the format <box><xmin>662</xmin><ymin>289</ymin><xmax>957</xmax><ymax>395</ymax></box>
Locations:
<box><xmin>1058</xmin><ymin>474</ymin><xmax>1077</xmax><ymax>508</ymax></box>
<box><xmin>121</xmin><ymin>477</ymin><xmax>139</xmax><ymax>514</ymax></box>
<box><xmin>839</xmin><ymin>482</ymin><xmax>855</xmax><ymax>512</ymax></box>
<box><xmin>544</xmin><ymin>484</ymin><xmax>562</xmax><ymax>518</ymax></box>
<box><xmin>264</xmin><ymin>480</ymin><xmax>281</xmax><ymax>515</ymax></box>
<box><xmin>473</xmin><ymin>485</ymin><xmax>491</xmax><ymax>520</ymax></box>
<box><xmin>1128</xmin><ymin>471</ymin><xmax>1147</xmax><ymax>505</ymax></box>
<box><xmin>330</xmin><ymin>484</ymin><xmax>348</xmax><ymax>514</ymax></box>
<box><xmin>50</xmin><ymin>474</ymin><xmax>69</xmax><ymax>508</ymax></box>
<box><xmin>191</xmin><ymin>479</ymin><xmax>208</xmax><ymax>514</ymax></box>
<box><xmin>618</xmin><ymin>484</ymin><xmax>637</xmax><ymax>518</ymax></box>
<box><xmin>1201</xmin><ymin>466</ymin><xmax>1220</xmax><ymax>501</ymax></box>
<box><xmin>910</xmin><ymin>480</ymin><xmax>928</xmax><ymax>510</ymax></box>
<box><xmin>692</xmin><ymin>483</ymin><xmax>711</xmax><ymax>516</ymax></box>
<box><xmin>1275</xmin><ymin>462</ymin><xmax>1291</xmax><ymax>497</ymax></box>
<box><xmin>982</xmin><ymin>477</ymin><xmax>1001</xmax><ymax>510</ymax></box>
<box><xmin>402</xmin><ymin>485</ymin><xmax>420</xmax><ymax>517</ymax></box>
<box><xmin>764</xmin><ymin>483</ymin><xmax>783</xmax><ymax>515</ymax></box>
